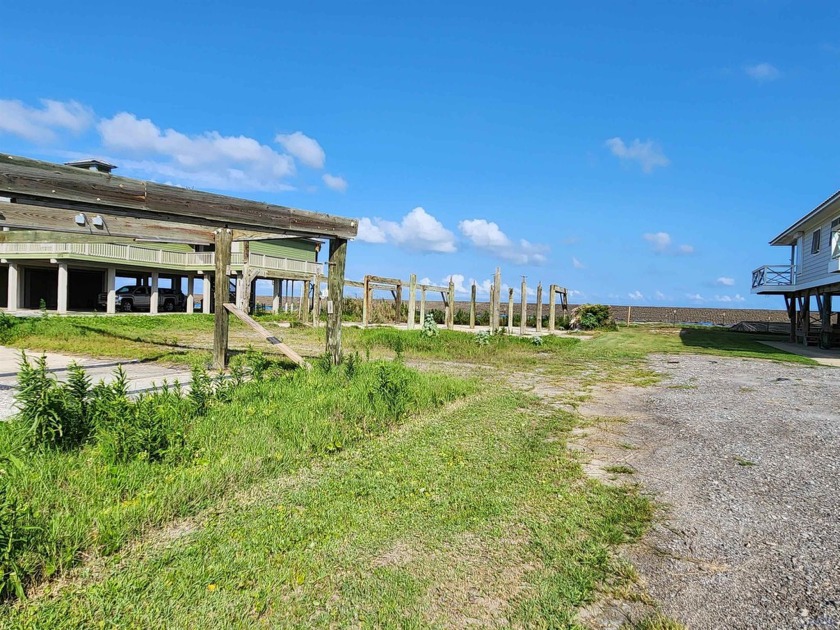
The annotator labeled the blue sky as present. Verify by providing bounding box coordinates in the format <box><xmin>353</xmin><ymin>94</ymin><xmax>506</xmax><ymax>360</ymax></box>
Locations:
<box><xmin>2</xmin><ymin>1</ymin><xmax>839</xmax><ymax>307</ymax></box>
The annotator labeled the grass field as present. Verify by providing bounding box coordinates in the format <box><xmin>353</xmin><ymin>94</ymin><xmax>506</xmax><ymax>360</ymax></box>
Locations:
<box><xmin>0</xmin><ymin>314</ymin><xmax>814</xmax><ymax>627</ymax></box>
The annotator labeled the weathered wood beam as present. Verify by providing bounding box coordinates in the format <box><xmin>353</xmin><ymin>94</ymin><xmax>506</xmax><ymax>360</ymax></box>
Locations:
<box><xmin>326</xmin><ymin>238</ymin><xmax>347</xmax><ymax>365</ymax></box>
<box><xmin>0</xmin><ymin>154</ymin><xmax>358</xmax><ymax>239</ymax></box>
<box><xmin>223</xmin><ymin>303</ymin><xmax>308</xmax><ymax>367</ymax></box>
<box><xmin>367</xmin><ymin>274</ymin><xmax>402</xmax><ymax>285</ymax></box>
<box><xmin>0</xmin><ymin>200</ymin><xmax>215</xmax><ymax>243</ymax></box>
<box><xmin>213</xmin><ymin>228</ymin><xmax>232</xmax><ymax>370</ymax></box>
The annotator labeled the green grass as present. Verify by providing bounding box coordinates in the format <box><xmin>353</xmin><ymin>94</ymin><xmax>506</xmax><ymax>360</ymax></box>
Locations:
<box><xmin>5</xmin><ymin>391</ymin><xmax>651</xmax><ymax>628</ymax></box>
<box><xmin>0</xmin><ymin>361</ymin><xmax>471</xmax><ymax>607</ymax></box>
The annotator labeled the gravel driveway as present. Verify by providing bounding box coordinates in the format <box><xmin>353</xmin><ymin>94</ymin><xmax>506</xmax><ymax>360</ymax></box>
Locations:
<box><xmin>584</xmin><ymin>354</ymin><xmax>840</xmax><ymax>629</ymax></box>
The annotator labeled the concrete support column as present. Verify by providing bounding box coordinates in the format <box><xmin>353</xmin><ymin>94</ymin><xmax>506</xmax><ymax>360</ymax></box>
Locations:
<box><xmin>57</xmin><ymin>262</ymin><xmax>69</xmax><ymax>314</ymax></box>
<box><xmin>203</xmin><ymin>276</ymin><xmax>212</xmax><ymax>314</ymax></box>
<box><xmin>150</xmin><ymin>272</ymin><xmax>159</xmax><ymax>314</ymax></box>
<box><xmin>186</xmin><ymin>275</ymin><xmax>195</xmax><ymax>314</ymax></box>
<box><xmin>235</xmin><ymin>274</ymin><xmax>243</xmax><ymax>309</ymax></box>
<box><xmin>7</xmin><ymin>262</ymin><xmax>19</xmax><ymax>311</ymax></box>
<box><xmin>106</xmin><ymin>267</ymin><xmax>116</xmax><ymax>314</ymax></box>
<box><xmin>272</xmin><ymin>279</ymin><xmax>281</xmax><ymax>314</ymax></box>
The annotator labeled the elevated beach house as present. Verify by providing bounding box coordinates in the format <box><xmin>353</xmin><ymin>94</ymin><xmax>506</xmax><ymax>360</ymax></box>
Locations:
<box><xmin>752</xmin><ymin>190</ymin><xmax>840</xmax><ymax>347</ymax></box>
<box><xmin>0</xmin><ymin>159</ymin><xmax>325</xmax><ymax>315</ymax></box>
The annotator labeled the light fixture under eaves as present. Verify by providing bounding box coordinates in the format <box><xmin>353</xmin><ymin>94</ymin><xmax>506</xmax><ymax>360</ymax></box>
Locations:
<box><xmin>74</xmin><ymin>213</ymin><xmax>86</xmax><ymax>226</ymax></box>
<box><xmin>92</xmin><ymin>215</ymin><xmax>104</xmax><ymax>228</ymax></box>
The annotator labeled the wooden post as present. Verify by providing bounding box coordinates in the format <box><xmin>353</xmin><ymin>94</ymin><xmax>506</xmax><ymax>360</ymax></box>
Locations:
<box><xmin>394</xmin><ymin>280</ymin><xmax>402</xmax><ymax>324</ymax></box>
<box><xmin>520</xmin><ymin>276</ymin><xmax>527</xmax><ymax>336</ymax></box>
<box><xmin>241</xmin><ymin>242</ymin><xmax>252</xmax><ymax>313</ymax></box>
<box><xmin>362</xmin><ymin>275</ymin><xmax>370</xmax><ymax>327</ymax></box>
<box><xmin>493</xmin><ymin>267</ymin><xmax>502</xmax><ymax>332</ymax></box>
<box><xmin>802</xmin><ymin>290</ymin><xmax>810</xmax><ymax>345</ymax></box>
<box><xmin>213</xmin><ymin>228</ymin><xmax>232</xmax><ymax>370</ymax></box>
<box><xmin>106</xmin><ymin>266</ymin><xmax>117</xmax><ymax>314</ymax></box>
<box><xmin>419</xmin><ymin>286</ymin><xmax>426</xmax><ymax>325</ymax></box>
<box><xmin>301</xmin><ymin>279</ymin><xmax>310</xmax><ymax>324</ymax></box>
<box><xmin>786</xmin><ymin>295</ymin><xmax>796</xmax><ymax>343</ymax></box>
<box><xmin>326</xmin><ymin>238</ymin><xmax>347</xmax><ymax>365</ymax></box>
<box><xmin>489</xmin><ymin>285</ymin><xmax>496</xmax><ymax>332</ymax></box>
<box><xmin>447</xmin><ymin>279</ymin><xmax>455</xmax><ymax>330</ymax></box>
<box><xmin>535</xmin><ymin>282</ymin><xmax>542</xmax><ymax>332</ymax></box>
<box><xmin>470</xmin><ymin>282</ymin><xmax>477</xmax><ymax>329</ymax></box>
<box><xmin>407</xmin><ymin>274</ymin><xmax>417</xmax><ymax>329</ymax></box>
<box><xmin>508</xmin><ymin>288</ymin><xmax>514</xmax><ymax>334</ymax></box>
<box><xmin>548</xmin><ymin>284</ymin><xmax>556</xmax><ymax>332</ymax></box>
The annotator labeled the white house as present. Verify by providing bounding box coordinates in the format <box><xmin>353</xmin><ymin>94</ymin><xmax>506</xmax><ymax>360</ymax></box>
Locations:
<box><xmin>752</xmin><ymin>190</ymin><xmax>840</xmax><ymax>347</ymax></box>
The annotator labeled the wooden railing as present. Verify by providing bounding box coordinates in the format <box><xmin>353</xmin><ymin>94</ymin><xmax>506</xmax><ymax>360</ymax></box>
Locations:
<box><xmin>0</xmin><ymin>242</ymin><xmax>323</xmax><ymax>275</ymax></box>
<box><xmin>751</xmin><ymin>264</ymin><xmax>795</xmax><ymax>289</ymax></box>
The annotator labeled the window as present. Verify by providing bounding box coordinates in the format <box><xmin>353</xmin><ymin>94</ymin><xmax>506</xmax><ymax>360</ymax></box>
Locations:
<box><xmin>811</xmin><ymin>229</ymin><xmax>821</xmax><ymax>254</ymax></box>
<box><xmin>832</xmin><ymin>218</ymin><xmax>840</xmax><ymax>259</ymax></box>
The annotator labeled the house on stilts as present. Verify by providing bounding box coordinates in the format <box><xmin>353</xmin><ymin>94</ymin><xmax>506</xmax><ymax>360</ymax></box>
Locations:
<box><xmin>752</xmin><ymin>190</ymin><xmax>840</xmax><ymax>348</ymax></box>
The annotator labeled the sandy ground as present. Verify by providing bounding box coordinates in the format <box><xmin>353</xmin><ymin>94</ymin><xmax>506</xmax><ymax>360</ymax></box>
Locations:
<box><xmin>575</xmin><ymin>354</ymin><xmax>840</xmax><ymax>629</ymax></box>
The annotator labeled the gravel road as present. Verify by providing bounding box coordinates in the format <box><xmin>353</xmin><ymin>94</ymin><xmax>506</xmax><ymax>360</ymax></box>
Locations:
<box><xmin>597</xmin><ymin>355</ymin><xmax>840</xmax><ymax>629</ymax></box>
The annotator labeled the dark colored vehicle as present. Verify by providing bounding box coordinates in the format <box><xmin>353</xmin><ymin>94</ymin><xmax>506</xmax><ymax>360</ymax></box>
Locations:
<box><xmin>97</xmin><ymin>285</ymin><xmax>186</xmax><ymax>312</ymax></box>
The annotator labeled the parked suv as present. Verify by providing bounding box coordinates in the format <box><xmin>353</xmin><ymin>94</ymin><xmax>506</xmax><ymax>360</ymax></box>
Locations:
<box><xmin>97</xmin><ymin>285</ymin><xmax>186</xmax><ymax>312</ymax></box>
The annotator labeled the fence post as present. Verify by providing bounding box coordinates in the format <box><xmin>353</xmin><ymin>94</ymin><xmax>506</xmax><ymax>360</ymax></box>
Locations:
<box><xmin>536</xmin><ymin>282</ymin><xmax>543</xmax><ymax>332</ymax></box>
<box><xmin>508</xmin><ymin>288</ymin><xmax>514</xmax><ymax>334</ymax></box>
<box><xmin>548</xmin><ymin>284</ymin><xmax>556</xmax><ymax>332</ymax></box>
<box><xmin>489</xmin><ymin>285</ymin><xmax>496</xmax><ymax>332</ymax></box>
<box><xmin>362</xmin><ymin>275</ymin><xmax>370</xmax><ymax>327</ymax></box>
<box><xmin>470</xmin><ymin>282</ymin><xmax>477</xmax><ymax>329</ymax></box>
<box><xmin>447</xmin><ymin>279</ymin><xmax>455</xmax><ymax>330</ymax></box>
<box><xmin>419</xmin><ymin>285</ymin><xmax>426</xmax><ymax>326</ymax></box>
<box><xmin>493</xmin><ymin>267</ymin><xmax>502</xmax><ymax>332</ymax></box>
<box><xmin>407</xmin><ymin>274</ymin><xmax>417</xmax><ymax>329</ymax></box>
<box><xmin>520</xmin><ymin>276</ymin><xmax>527</xmax><ymax>336</ymax></box>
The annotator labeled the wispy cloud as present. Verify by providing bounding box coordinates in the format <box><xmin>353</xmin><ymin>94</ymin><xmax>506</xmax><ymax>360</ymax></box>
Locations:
<box><xmin>458</xmin><ymin>219</ymin><xmax>549</xmax><ymax>265</ymax></box>
<box><xmin>744</xmin><ymin>62</ymin><xmax>780</xmax><ymax>82</ymax></box>
<box><xmin>572</xmin><ymin>256</ymin><xmax>585</xmax><ymax>269</ymax></box>
<box><xmin>0</xmin><ymin>98</ymin><xmax>94</xmax><ymax>142</ymax></box>
<box><xmin>715</xmin><ymin>277</ymin><xmax>735</xmax><ymax>286</ymax></box>
<box><xmin>605</xmin><ymin>137</ymin><xmax>670</xmax><ymax>173</ymax></box>
<box><xmin>322</xmin><ymin>173</ymin><xmax>347</xmax><ymax>192</ymax></box>
<box><xmin>628</xmin><ymin>290</ymin><xmax>644</xmax><ymax>301</ymax></box>
<box><xmin>643</xmin><ymin>232</ymin><xmax>694</xmax><ymax>255</ymax></box>
<box><xmin>357</xmin><ymin>207</ymin><xmax>457</xmax><ymax>253</ymax></box>
<box><xmin>686</xmin><ymin>293</ymin><xmax>704</xmax><ymax>302</ymax></box>
<box><xmin>275</xmin><ymin>131</ymin><xmax>325</xmax><ymax>169</ymax></box>
<box><xmin>714</xmin><ymin>294</ymin><xmax>745</xmax><ymax>303</ymax></box>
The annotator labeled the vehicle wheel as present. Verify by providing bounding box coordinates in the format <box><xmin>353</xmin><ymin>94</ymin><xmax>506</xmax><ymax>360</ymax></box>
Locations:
<box><xmin>163</xmin><ymin>300</ymin><xmax>175</xmax><ymax>312</ymax></box>
<box><xmin>121</xmin><ymin>300</ymin><xmax>133</xmax><ymax>312</ymax></box>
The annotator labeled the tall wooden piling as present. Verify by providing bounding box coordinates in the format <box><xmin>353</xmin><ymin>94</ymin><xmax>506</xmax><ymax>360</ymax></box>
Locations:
<box><xmin>520</xmin><ymin>276</ymin><xmax>527</xmax><ymax>336</ymax></box>
<box><xmin>469</xmin><ymin>282</ymin><xmax>476</xmax><ymax>329</ymax></box>
<box><xmin>212</xmin><ymin>227</ymin><xmax>232</xmax><ymax>370</ymax></box>
<box><xmin>508</xmin><ymin>288</ymin><xmax>514</xmax><ymax>334</ymax></box>
<box><xmin>447</xmin><ymin>279</ymin><xmax>455</xmax><ymax>330</ymax></box>
<box><xmin>536</xmin><ymin>282</ymin><xmax>543</xmax><ymax>332</ymax></box>
<box><xmin>548</xmin><ymin>284</ymin><xmax>557</xmax><ymax>332</ymax></box>
<box><xmin>326</xmin><ymin>238</ymin><xmax>347</xmax><ymax>365</ymax></box>
<box><xmin>407</xmin><ymin>274</ymin><xmax>417</xmax><ymax>329</ymax></box>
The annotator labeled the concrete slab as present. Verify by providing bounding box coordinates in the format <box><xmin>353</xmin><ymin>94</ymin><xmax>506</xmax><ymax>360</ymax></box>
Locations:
<box><xmin>758</xmin><ymin>340</ymin><xmax>840</xmax><ymax>367</ymax></box>
<box><xmin>0</xmin><ymin>346</ymin><xmax>193</xmax><ymax>420</ymax></box>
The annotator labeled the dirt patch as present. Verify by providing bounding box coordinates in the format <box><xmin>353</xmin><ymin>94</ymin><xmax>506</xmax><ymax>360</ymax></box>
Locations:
<box><xmin>574</xmin><ymin>354</ymin><xmax>840</xmax><ymax>629</ymax></box>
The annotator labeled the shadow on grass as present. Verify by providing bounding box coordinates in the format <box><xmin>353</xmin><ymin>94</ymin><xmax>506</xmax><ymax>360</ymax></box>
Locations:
<box><xmin>677</xmin><ymin>327</ymin><xmax>790</xmax><ymax>357</ymax></box>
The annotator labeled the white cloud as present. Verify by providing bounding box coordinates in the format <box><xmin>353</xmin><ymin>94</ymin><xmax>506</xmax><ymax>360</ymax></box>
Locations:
<box><xmin>275</xmin><ymin>131</ymin><xmax>325</xmax><ymax>169</ymax></box>
<box><xmin>715</xmin><ymin>277</ymin><xmax>735</xmax><ymax>286</ymax></box>
<box><xmin>357</xmin><ymin>207</ymin><xmax>456</xmax><ymax>253</ymax></box>
<box><xmin>643</xmin><ymin>232</ymin><xmax>694</xmax><ymax>255</ymax></box>
<box><xmin>628</xmin><ymin>290</ymin><xmax>644</xmax><ymax>301</ymax></box>
<box><xmin>0</xmin><ymin>98</ymin><xmax>94</xmax><ymax>142</ymax></box>
<box><xmin>714</xmin><ymin>294</ymin><xmax>745</xmax><ymax>303</ymax></box>
<box><xmin>458</xmin><ymin>219</ymin><xmax>548</xmax><ymax>265</ymax></box>
<box><xmin>568</xmin><ymin>289</ymin><xmax>585</xmax><ymax>299</ymax></box>
<box><xmin>643</xmin><ymin>231</ymin><xmax>671</xmax><ymax>252</ymax></box>
<box><xmin>686</xmin><ymin>293</ymin><xmax>705</xmax><ymax>302</ymax></box>
<box><xmin>654</xmin><ymin>290</ymin><xmax>667</xmax><ymax>300</ymax></box>
<box><xmin>322</xmin><ymin>173</ymin><xmax>347</xmax><ymax>192</ymax></box>
<box><xmin>98</xmin><ymin>112</ymin><xmax>297</xmax><ymax>192</ymax></box>
<box><xmin>744</xmin><ymin>63</ymin><xmax>780</xmax><ymax>82</ymax></box>
<box><xmin>444</xmin><ymin>274</ymin><xmax>469</xmax><ymax>295</ymax></box>
<box><xmin>605</xmin><ymin>137</ymin><xmax>670</xmax><ymax>173</ymax></box>
<box><xmin>572</xmin><ymin>256</ymin><xmax>585</xmax><ymax>269</ymax></box>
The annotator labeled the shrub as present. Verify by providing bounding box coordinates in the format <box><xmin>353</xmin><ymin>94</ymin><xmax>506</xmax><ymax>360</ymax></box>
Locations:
<box><xmin>188</xmin><ymin>362</ymin><xmax>214</xmax><ymax>415</ymax></box>
<box><xmin>15</xmin><ymin>354</ymin><xmax>92</xmax><ymax>449</ymax></box>
<box><xmin>421</xmin><ymin>313</ymin><xmax>440</xmax><ymax>338</ymax></box>
<box><xmin>453</xmin><ymin>309</ymin><xmax>470</xmax><ymax>326</ymax></box>
<box><xmin>0</xmin><ymin>454</ymin><xmax>32</xmax><ymax>601</ymax></box>
<box><xmin>531</xmin><ymin>335</ymin><xmax>544</xmax><ymax>346</ymax></box>
<box><xmin>576</xmin><ymin>304</ymin><xmax>616</xmax><ymax>330</ymax></box>
<box><xmin>374</xmin><ymin>363</ymin><xmax>410</xmax><ymax>422</ymax></box>
<box><xmin>475</xmin><ymin>330</ymin><xmax>491</xmax><ymax>346</ymax></box>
